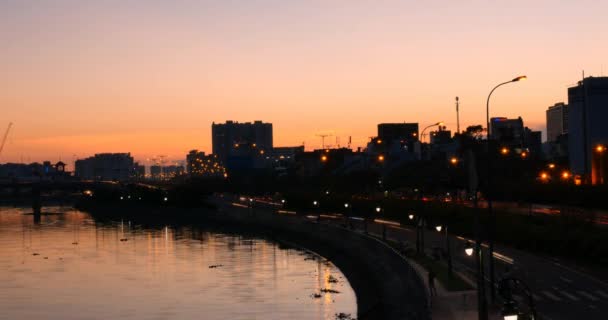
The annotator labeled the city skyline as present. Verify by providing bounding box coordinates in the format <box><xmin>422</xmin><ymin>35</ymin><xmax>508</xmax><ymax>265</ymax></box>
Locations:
<box><xmin>2</xmin><ymin>1</ymin><xmax>608</xmax><ymax>164</ymax></box>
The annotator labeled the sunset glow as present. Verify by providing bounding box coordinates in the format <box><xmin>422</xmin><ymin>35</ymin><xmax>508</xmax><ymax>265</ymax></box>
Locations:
<box><xmin>2</xmin><ymin>1</ymin><xmax>607</xmax><ymax>167</ymax></box>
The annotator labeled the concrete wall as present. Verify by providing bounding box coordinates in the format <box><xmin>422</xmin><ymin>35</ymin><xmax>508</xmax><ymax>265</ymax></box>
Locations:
<box><xmin>211</xmin><ymin>203</ymin><xmax>430</xmax><ymax>320</ymax></box>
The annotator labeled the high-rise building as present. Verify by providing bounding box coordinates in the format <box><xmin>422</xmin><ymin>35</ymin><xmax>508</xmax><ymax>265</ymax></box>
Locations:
<box><xmin>568</xmin><ymin>77</ymin><xmax>608</xmax><ymax>182</ymax></box>
<box><xmin>75</xmin><ymin>153</ymin><xmax>134</xmax><ymax>181</ymax></box>
<box><xmin>546</xmin><ymin>102</ymin><xmax>568</xmax><ymax>142</ymax></box>
<box><xmin>212</xmin><ymin>121</ymin><xmax>273</xmax><ymax>161</ymax></box>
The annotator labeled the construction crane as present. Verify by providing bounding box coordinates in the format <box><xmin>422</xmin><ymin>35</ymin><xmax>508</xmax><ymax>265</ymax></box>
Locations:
<box><xmin>0</xmin><ymin>122</ymin><xmax>13</xmax><ymax>157</ymax></box>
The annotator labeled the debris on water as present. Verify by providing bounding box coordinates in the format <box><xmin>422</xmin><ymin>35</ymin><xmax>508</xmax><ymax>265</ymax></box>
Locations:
<box><xmin>43</xmin><ymin>257</ymin><xmax>48</xmax><ymax>259</ymax></box>
<box><xmin>32</xmin><ymin>253</ymin><xmax>40</xmax><ymax>256</ymax></box>
<box><xmin>320</xmin><ymin>288</ymin><xmax>340</xmax><ymax>294</ymax></box>
<box><xmin>208</xmin><ymin>264</ymin><xmax>223</xmax><ymax>268</ymax></box>
<box><xmin>72</xmin><ymin>242</ymin><xmax>78</xmax><ymax>245</ymax></box>
<box><xmin>328</xmin><ymin>275</ymin><xmax>339</xmax><ymax>283</ymax></box>
<box><xmin>335</xmin><ymin>313</ymin><xmax>356</xmax><ymax>320</ymax></box>
<box><xmin>119</xmin><ymin>238</ymin><xmax>128</xmax><ymax>242</ymax></box>
<box><xmin>311</xmin><ymin>293</ymin><xmax>322</xmax><ymax>299</ymax></box>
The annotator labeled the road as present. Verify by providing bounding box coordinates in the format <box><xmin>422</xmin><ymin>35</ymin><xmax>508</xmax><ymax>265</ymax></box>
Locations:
<box><xmin>235</xmin><ymin>195</ymin><xmax>608</xmax><ymax>320</ymax></box>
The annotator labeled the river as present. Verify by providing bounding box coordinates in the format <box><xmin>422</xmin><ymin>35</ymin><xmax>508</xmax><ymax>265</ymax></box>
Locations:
<box><xmin>0</xmin><ymin>206</ymin><xmax>356</xmax><ymax>320</ymax></box>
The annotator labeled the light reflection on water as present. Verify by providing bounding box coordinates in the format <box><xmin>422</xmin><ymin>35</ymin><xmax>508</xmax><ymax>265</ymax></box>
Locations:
<box><xmin>0</xmin><ymin>207</ymin><xmax>356</xmax><ymax>320</ymax></box>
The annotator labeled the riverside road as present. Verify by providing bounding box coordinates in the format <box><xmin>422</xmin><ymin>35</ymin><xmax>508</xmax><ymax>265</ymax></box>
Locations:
<box><xmin>235</xmin><ymin>195</ymin><xmax>608</xmax><ymax>320</ymax></box>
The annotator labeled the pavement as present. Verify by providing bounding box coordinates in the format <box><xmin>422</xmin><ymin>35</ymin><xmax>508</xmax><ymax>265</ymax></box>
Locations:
<box><xmin>356</xmin><ymin>220</ymin><xmax>608</xmax><ymax>320</ymax></box>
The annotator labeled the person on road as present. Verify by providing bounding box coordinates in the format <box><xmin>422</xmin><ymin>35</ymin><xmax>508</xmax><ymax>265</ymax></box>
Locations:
<box><xmin>428</xmin><ymin>270</ymin><xmax>437</xmax><ymax>297</ymax></box>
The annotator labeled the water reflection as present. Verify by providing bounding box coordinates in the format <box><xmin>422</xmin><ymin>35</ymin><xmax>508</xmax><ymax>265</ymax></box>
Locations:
<box><xmin>0</xmin><ymin>207</ymin><xmax>356</xmax><ymax>320</ymax></box>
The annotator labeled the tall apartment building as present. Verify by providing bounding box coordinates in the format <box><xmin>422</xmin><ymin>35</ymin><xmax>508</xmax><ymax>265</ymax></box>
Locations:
<box><xmin>546</xmin><ymin>102</ymin><xmax>568</xmax><ymax>142</ymax></box>
<box><xmin>568</xmin><ymin>77</ymin><xmax>608</xmax><ymax>183</ymax></box>
<box><xmin>75</xmin><ymin>153</ymin><xmax>134</xmax><ymax>181</ymax></box>
<box><xmin>211</xmin><ymin>121</ymin><xmax>273</xmax><ymax>161</ymax></box>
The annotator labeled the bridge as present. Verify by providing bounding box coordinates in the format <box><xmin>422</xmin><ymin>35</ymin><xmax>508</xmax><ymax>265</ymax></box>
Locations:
<box><xmin>0</xmin><ymin>180</ymin><xmax>167</xmax><ymax>215</ymax></box>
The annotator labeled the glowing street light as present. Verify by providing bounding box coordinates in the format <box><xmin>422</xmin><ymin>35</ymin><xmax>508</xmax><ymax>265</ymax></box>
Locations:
<box><xmin>408</xmin><ymin>213</ymin><xmax>415</xmax><ymax>220</ymax></box>
<box><xmin>485</xmin><ymin>76</ymin><xmax>527</xmax><ymax>304</ymax></box>
<box><xmin>421</xmin><ymin>122</ymin><xmax>444</xmax><ymax>143</ymax></box>
<box><xmin>378</xmin><ymin>154</ymin><xmax>385</xmax><ymax>162</ymax></box>
<box><xmin>596</xmin><ymin>145</ymin><xmax>606</xmax><ymax>153</ymax></box>
<box><xmin>375</xmin><ymin>206</ymin><xmax>382</xmax><ymax>213</ymax></box>
<box><xmin>450</xmin><ymin>157</ymin><xmax>459</xmax><ymax>165</ymax></box>
<box><xmin>465</xmin><ymin>242</ymin><xmax>474</xmax><ymax>257</ymax></box>
<box><xmin>539</xmin><ymin>172</ymin><xmax>549</xmax><ymax>181</ymax></box>
<box><xmin>500</xmin><ymin>147</ymin><xmax>510</xmax><ymax>155</ymax></box>
<box><xmin>435</xmin><ymin>225</ymin><xmax>443</xmax><ymax>232</ymax></box>
<box><xmin>321</xmin><ymin>155</ymin><xmax>328</xmax><ymax>162</ymax></box>
<box><xmin>548</xmin><ymin>163</ymin><xmax>556</xmax><ymax>169</ymax></box>
<box><xmin>561</xmin><ymin>171</ymin><xmax>571</xmax><ymax>179</ymax></box>
<box><xmin>313</xmin><ymin>200</ymin><xmax>318</xmax><ymax>206</ymax></box>
<box><xmin>344</xmin><ymin>203</ymin><xmax>350</xmax><ymax>208</ymax></box>
<box><xmin>501</xmin><ymin>301</ymin><xmax>519</xmax><ymax>320</ymax></box>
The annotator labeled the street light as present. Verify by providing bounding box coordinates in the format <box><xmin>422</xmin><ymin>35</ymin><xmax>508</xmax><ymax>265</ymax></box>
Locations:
<box><xmin>344</xmin><ymin>203</ymin><xmax>349</xmax><ymax>208</ymax></box>
<box><xmin>435</xmin><ymin>224</ymin><xmax>453</xmax><ymax>278</ymax></box>
<box><xmin>502</xmin><ymin>301</ymin><xmax>519</xmax><ymax>320</ymax></box>
<box><xmin>375</xmin><ymin>206</ymin><xmax>382</xmax><ymax>213</ymax></box>
<box><xmin>465</xmin><ymin>242</ymin><xmax>474</xmax><ymax>256</ymax></box>
<box><xmin>500</xmin><ymin>147</ymin><xmax>510</xmax><ymax>156</ymax></box>
<box><xmin>421</xmin><ymin>122</ymin><xmax>445</xmax><ymax>143</ymax></box>
<box><xmin>450</xmin><ymin>157</ymin><xmax>459</xmax><ymax>165</ymax></box>
<box><xmin>408</xmin><ymin>213</ymin><xmax>415</xmax><ymax>220</ymax></box>
<box><xmin>486</xmin><ymin>75</ymin><xmax>527</xmax><ymax>302</ymax></box>
<box><xmin>464</xmin><ymin>241</ymin><xmax>489</xmax><ymax>320</ymax></box>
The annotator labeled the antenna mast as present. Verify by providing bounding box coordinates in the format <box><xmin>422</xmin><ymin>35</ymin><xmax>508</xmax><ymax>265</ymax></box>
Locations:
<box><xmin>455</xmin><ymin>97</ymin><xmax>460</xmax><ymax>134</ymax></box>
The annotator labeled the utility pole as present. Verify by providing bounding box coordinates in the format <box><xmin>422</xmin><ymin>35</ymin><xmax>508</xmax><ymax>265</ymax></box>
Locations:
<box><xmin>456</xmin><ymin>97</ymin><xmax>460</xmax><ymax>134</ymax></box>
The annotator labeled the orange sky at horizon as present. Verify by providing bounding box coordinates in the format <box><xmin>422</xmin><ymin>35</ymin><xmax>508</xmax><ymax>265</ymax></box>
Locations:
<box><xmin>1</xmin><ymin>1</ymin><xmax>607</xmax><ymax>167</ymax></box>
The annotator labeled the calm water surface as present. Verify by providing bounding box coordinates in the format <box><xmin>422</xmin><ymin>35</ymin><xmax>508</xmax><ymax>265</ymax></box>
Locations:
<box><xmin>0</xmin><ymin>207</ymin><xmax>356</xmax><ymax>320</ymax></box>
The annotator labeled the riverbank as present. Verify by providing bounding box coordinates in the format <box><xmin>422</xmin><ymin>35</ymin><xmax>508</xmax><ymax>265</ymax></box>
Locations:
<box><xmin>77</xmin><ymin>199</ymin><xmax>430</xmax><ymax>320</ymax></box>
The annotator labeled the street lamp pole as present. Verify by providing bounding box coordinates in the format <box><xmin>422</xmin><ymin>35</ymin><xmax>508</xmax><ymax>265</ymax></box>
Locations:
<box><xmin>465</xmin><ymin>241</ymin><xmax>488</xmax><ymax>320</ymax></box>
<box><xmin>436</xmin><ymin>225</ymin><xmax>453</xmax><ymax>278</ymax></box>
<box><xmin>486</xmin><ymin>75</ymin><xmax>526</xmax><ymax>302</ymax></box>
<box><xmin>421</xmin><ymin>121</ymin><xmax>445</xmax><ymax>143</ymax></box>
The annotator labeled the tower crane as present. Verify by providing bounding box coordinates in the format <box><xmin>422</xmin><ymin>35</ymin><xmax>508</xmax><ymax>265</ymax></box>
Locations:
<box><xmin>0</xmin><ymin>122</ymin><xmax>13</xmax><ymax>157</ymax></box>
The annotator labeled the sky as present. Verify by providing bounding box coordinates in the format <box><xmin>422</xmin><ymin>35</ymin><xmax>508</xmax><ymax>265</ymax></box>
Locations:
<box><xmin>1</xmin><ymin>0</ymin><xmax>607</xmax><ymax>167</ymax></box>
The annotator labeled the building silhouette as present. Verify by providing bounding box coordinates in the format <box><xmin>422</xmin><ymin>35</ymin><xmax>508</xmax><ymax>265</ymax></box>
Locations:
<box><xmin>212</xmin><ymin>121</ymin><xmax>273</xmax><ymax>162</ymax></box>
<box><xmin>75</xmin><ymin>153</ymin><xmax>134</xmax><ymax>181</ymax></box>
<box><xmin>568</xmin><ymin>77</ymin><xmax>608</xmax><ymax>183</ymax></box>
<box><xmin>490</xmin><ymin>117</ymin><xmax>524</xmax><ymax>147</ymax></box>
<box><xmin>377</xmin><ymin>123</ymin><xmax>419</xmax><ymax>142</ymax></box>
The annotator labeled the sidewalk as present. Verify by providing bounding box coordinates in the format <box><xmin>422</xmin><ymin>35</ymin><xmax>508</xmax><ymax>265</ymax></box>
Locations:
<box><xmin>407</xmin><ymin>256</ymin><xmax>504</xmax><ymax>320</ymax></box>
